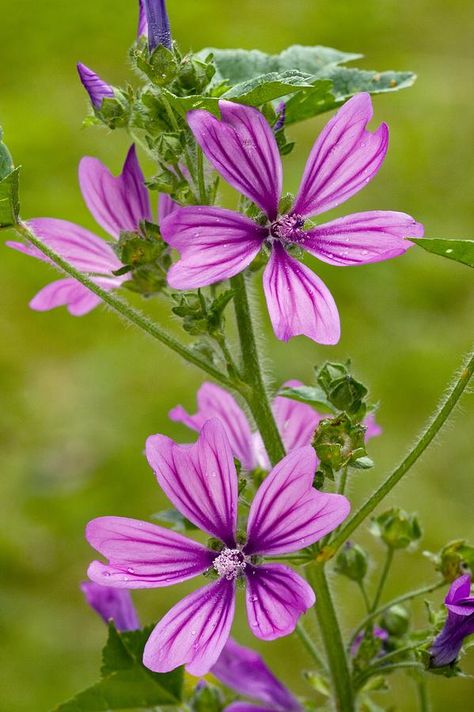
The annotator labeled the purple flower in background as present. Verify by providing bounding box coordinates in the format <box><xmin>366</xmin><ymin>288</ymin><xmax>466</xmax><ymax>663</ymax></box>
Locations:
<box><xmin>81</xmin><ymin>581</ymin><xmax>140</xmax><ymax>632</ymax></box>
<box><xmin>7</xmin><ymin>146</ymin><xmax>160</xmax><ymax>315</ymax></box>
<box><xmin>430</xmin><ymin>574</ymin><xmax>474</xmax><ymax>667</ymax></box>
<box><xmin>350</xmin><ymin>626</ymin><xmax>389</xmax><ymax>657</ymax></box>
<box><xmin>77</xmin><ymin>63</ymin><xmax>114</xmax><ymax>109</ymax></box>
<box><xmin>86</xmin><ymin>419</ymin><xmax>350</xmax><ymax>675</ymax></box>
<box><xmin>142</xmin><ymin>0</ymin><xmax>172</xmax><ymax>51</ymax></box>
<box><xmin>212</xmin><ymin>638</ymin><xmax>302</xmax><ymax>712</ymax></box>
<box><xmin>162</xmin><ymin>93</ymin><xmax>424</xmax><ymax>344</ymax></box>
<box><xmin>273</xmin><ymin>102</ymin><xmax>286</xmax><ymax>133</ymax></box>
<box><xmin>137</xmin><ymin>0</ymin><xmax>148</xmax><ymax>38</ymax></box>
<box><xmin>170</xmin><ymin>380</ymin><xmax>381</xmax><ymax>471</ymax></box>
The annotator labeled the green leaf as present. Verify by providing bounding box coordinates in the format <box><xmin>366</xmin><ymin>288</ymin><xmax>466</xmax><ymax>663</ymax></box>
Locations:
<box><xmin>55</xmin><ymin>623</ymin><xmax>183</xmax><ymax>711</ymax></box>
<box><xmin>278</xmin><ymin>384</ymin><xmax>335</xmax><ymax>413</ymax></box>
<box><xmin>411</xmin><ymin>237</ymin><xmax>474</xmax><ymax>268</ymax></box>
<box><xmin>0</xmin><ymin>126</ymin><xmax>14</xmax><ymax>179</ymax></box>
<box><xmin>221</xmin><ymin>70</ymin><xmax>315</xmax><ymax>106</ymax></box>
<box><xmin>0</xmin><ymin>127</ymin><xmax>20</xmax><ymax>228</ymax></box>
<box><xmin>162</xmin><ymin>89</ymin><xmax>220</xmax><ymax>117</ymax></box>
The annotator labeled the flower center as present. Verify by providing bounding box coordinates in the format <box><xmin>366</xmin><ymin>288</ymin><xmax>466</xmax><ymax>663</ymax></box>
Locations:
<box><xmin>270</xmin><ymin>213</ymin><xmax>306</xmax><ymax>243</ymax></box>
<box><xmin>213</xmin><ymin>548</ymin><xmax>248</xmax><ymax>580</ymax></box>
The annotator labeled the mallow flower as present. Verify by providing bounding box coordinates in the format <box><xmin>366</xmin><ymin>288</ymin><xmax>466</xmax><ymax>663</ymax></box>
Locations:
<box><xmin>162</xmin><ymin>93</ymin><xmax>424</xmax><ymax>344</ymax></box>
<box><xmin>430</xmin><ymin>574</ymin><xmax>474</xmax><ymax>667</ymax></box>
<box><xmin>7</xmin><ymin>146</ymin><xmax>162</xmax><ymax>315</ymax></box>
<box><xmin>169</xmin><ymin>380</ymin><xmax>381</xmax><ymax>471</ymax></box>
<box><xmin>77</xmin><ymin>63</ymin><xmax>115</xmax><ymax>109</ymax></box>
<box><xmin>81</xmin><ymin>581</ymin><xmax>140</xmax><ymax>632</ymax></box>
<box><xmin>86</xmin><ymin>419</ymin><xmax>350</xmax><ymax>675</ymax></box>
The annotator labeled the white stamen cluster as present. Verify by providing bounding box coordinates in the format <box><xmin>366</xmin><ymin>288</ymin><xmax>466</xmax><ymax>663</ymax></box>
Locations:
<box><xmin>213</xmin><ymin>548</ymin><xmax>248</xmax><ymax>580</ymax></box>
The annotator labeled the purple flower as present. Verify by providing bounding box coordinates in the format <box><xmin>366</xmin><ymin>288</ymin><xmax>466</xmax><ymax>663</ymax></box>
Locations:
<box><xmin>350</xmin><ymin>626</ymin><xmax>389</xmax><ymax>657</ymax></box>
<box><xmin>212</xmin><ymin>638</ymin><xmax>302</xmax><ymax>711</ymax></box>
<box><xmin>77</xmin><ymin>63</ymin><xmax>114</xmax><ymax>109</ymax></box>
<box><xmin>169</xmin><ymin>380</ymin><xmax>381</xmax><ymax>471</ymax></box>
<box><xmin>86</xmin><ymin>419</ymin><xmax>350</xmax><ymax>675</ymax></box>
<box><xmin>162</xmin><ymin>94</ymin><xmax>424</xmax><ymax>344</ymax></box>
<box><xmin>273</xmin><ymin>102</ymin><xmax>286</xmax><ymax>133</ymax></box>
<box><xmin>137</xmin><ymin>0</ymin><xmax>148</xmax><ymax>38</ymax></box>
<box><xmin>81</xmin><ymin>581</ymin><xmax>140</xmax><ymax>632</ymax></box>
<box><xmin>7</xmin><ymin>146</ymin><xmax>164</xmax><ymax>315</ymax></box>
<box><xmin>142</xmin><ymin>0</ymin><xmax>172</xmax><ymax>51</ymax></box>
<box><xmin>430</xmin><ymin>574</ymin><xmax>474</xmax><ymax>667</ymax></box>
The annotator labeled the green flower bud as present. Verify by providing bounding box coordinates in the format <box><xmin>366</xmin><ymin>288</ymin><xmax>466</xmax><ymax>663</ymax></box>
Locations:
<box><xmin>190</xmin><ymin>681</ymin><xmax>224</xmax><ymax>712</ymax></box>
<box><xmin>369</xmin><ymin>508</ymin><xmax>422</xmax><ymax>550</ymax></box>
<box><xmin>381</xmin><ymin>604</ymin><xmax>410</xmax><ymax>636</ymax></box>
<box><xmin>436</xmin><ymin>540</ymin><xmax>474</xmax><ymax>582</ymax></box>
<box><xmin>316</xmin><ymin>361</ymin><xmax>368</xmax><ymax>418</ymax></box>
<box><xmin>313</xmin><ymin>412</ymin><xmax>369</xmax><ymax>479</ymax></box>
<box><xmin>335</xmin><ymin>541</ymin><xmax>369</xmax><ymax>582</ymax></box>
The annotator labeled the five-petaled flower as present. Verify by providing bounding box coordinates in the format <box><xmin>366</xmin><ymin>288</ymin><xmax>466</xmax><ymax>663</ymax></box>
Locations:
<box><xmin>7</xmin><ymin>146</ymin><xmax>172</xmax><ymax>315</ymax></box>
<box><xmin>86</xmin><ymin>419</ymin><xmax>350</xmax><ymax>675</ymax></box>
<box><xmin>430</xmin><ymin>574</ymin><xmax>474</xmax><ymax>668</ymax></box>
<box><xmin>170</xmin><ymin>380</ymin><xmax>381</xmax><ymax>471</ymax></box>
<box><xmin>162</xmin><ymin>93</ymin><xmax>424</xmax><ymax>344</ymax></box>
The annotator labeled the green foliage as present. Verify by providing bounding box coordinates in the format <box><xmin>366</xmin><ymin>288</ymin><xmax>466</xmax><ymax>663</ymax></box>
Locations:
<box><xmin>411</xmin><ymin>237</ymin><xmax>474</xmax><ymax>268</ymax></box>
<box><xmin>221</xmin><ymin>69</ymin><xmax>315</xmax><ymax>106</ymax></box>
<box><xmin>55</xmin><ymin>623</ymin><xmax>183</xmax><ymax>711</ymax></box>
<box><xmin>335</xmin><ymin>541</ymin><xmax>369</xmax><ymax>582</ymax></box>
<box><xmin>115</xmin><ymin>221</ymin><xmax>171</xmax><ymax>297</ymax></box>
<box><xmin>313</xmin><ymin>412</ymin><xmax>373</xmax><ymax>480</ymax></box>
<box><xmin>189</xmin><ymin>682</ymin><xmax>224</xmax><ymax>712</ymax></box>
<box><xmin>0</xmin><ymin>126</ymin><xmax>20</xmax><ymax>227</ymax></box>
<box><xmin>425</xmin><ymin>539</ymin><xmax>474</xmax><ymax>582</ymax></box>
<box><xmin>369</xmin><ymin>508</ymin><xmax>422</xmax><ymax>550</ymax></box>
<box><xmin>171</xmin><ymin>288</ymin><xmax>235</xmax><ymax>338</ymax></box>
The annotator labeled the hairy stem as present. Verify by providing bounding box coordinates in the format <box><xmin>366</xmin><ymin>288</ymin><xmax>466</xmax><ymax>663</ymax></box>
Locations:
<box><xmin>230</xmin><ymin>271</ymin><xmax>285</xmax><ymax>466</ymax></box>
<box><xmin>295</xmin><ymin>621</ymin><xmax>328</xmax><ymax>672</ymax></box>
<box><xmin>354</xmin><ymin>661</ymin><xmax>425</xmax><ymax>689</ymax></box>
<box><xmin>307</xmin><ymin>564</ymin><xmax>355</xmax><ymax>711</ymax></box>
<box><xmin>14</xmin><ymin>222</ymin><xmax>235</xmax><ymax>388</ymax></box>
<box><xmin>324</xmin><ymin>348</ymin><xmax>474</xmax><ymax>558</ymax></box>
<box><xmin>371</xmin><ymin>548</ymin><xmax>394</xmax><ymax>612</ymax></box>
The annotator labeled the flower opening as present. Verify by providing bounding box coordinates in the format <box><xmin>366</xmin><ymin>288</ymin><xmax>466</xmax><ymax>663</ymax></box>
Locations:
<box><xmin>213</xmin><ymin>548</ymin><xmax>248</xmax><ymax>580</ymax></box>
<box><xmin>269</xmin><ymin>213</ymin><xmax>306</xmax><ymax>244</ymax></box>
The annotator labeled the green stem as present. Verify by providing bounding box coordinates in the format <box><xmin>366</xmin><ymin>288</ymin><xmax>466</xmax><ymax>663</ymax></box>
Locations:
<box><xmin>295</xmin><ymin>621</ymin><xmax>328</xmax><ymax>672</ymax></box>
<box><xmin>349</xmin><ymin>580</ymin><xmax>445</xmax><ymax>648</ymax></box>
<box><xmin>307</xmin><ymin>564</ymin><xmax>355</xmax><ymax>711</ymax></box>
<box><xmin>15</xmin><ymin>222</ymin><xmax>235</xmax><ymax>389</ymax></box>
<box><xmin>354</xmin><ymin>661</ymin><xmax>424</xmax><ymax>690</ymax></box>
<box><xmin>230</xmin><ymin>272</ymin><xmax>285</xmax><ymax>466</ymax></box>
<box><xmin>358</xmin><ymin>582</ymin><xmax>371</xmax><ymax>613</ymax></box>
<box><xmin>417</xmin><ymin>678</ymin><xmax>430</xmax><ymax>712</ymax></box>
<box><xmin>196</xmin><ymin>146</ymin><xmax>207</xmax><ymax>204</ymax></box>
<box><xmin>338</xmin><ymin>466</ymin><xmax>349</xmax><ymax>496</ymax></box>
<box><xmin>325</xmin><ymin>348</ymin><xmax>474</xmax><ymax>558</ymax></box>
<box><xmin>371</xmin><ymin>548</ymin><xmax>394</xmax><ymax>612</ymax></box>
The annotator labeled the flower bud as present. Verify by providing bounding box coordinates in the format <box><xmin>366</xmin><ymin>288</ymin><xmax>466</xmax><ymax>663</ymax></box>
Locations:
<box><xmin>317</xmin><ymin>361</ymin><xmax>368</xmax><ymax>417</ymax></box>
<box><xmin>77</xmin><ymin>63</ymin><xmax>114</xmax><ymax>109</ymax></box>
<box><xmin>142</xmin><ymin>0</ymin><xmax>172</xmax><ymax>52</ymax></box>
<box><xmin>369</xmin><ymin>508</ymin><xmax>422</xmax><ymax>550</ymax></box>
<box><xmin>381</xmin><ymin>604</ymin><xmax>410</xmax><ymax>636</ymax></box>
<box><xmin>335</xmin><ymin>541</ymin><xmax>368</xmax><ymax>582</ymax></box>
<box><xmin>190</xmin><ymin>680</ymin><xmax>223</xmax><ymax>712</ymax></box>
<box><xmin>436</xmin><ymin>540</ymin><xmax>474</xmax><ymax>582</ymax></box>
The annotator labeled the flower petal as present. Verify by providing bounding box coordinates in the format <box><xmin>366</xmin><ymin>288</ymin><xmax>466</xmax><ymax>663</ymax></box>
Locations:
<box><xmin>273</xmin><ymin>379</ymin><xmax>323</xmax><ymax>452</ymax></box>
<box><xmin>163</xmin><ymin>206</ymin><xmax>265</xmax><ymax>289</ymax></box>
<box><xmin>158</xmin><ymin>193</ymin><xmax>178</xmax><ymax>223</ymax></box>
<box><xmin>245</xmin><ymin>447</ymin><xmax>350</xmax><ymax>556</ymax></box>
<box><xmin>292</xmin><ymin>93</ymin><xmax>389</xmax><ymax>218</ymax></box>
<box><xmin>246</xmin><ymin>564</ymin><xmax>315</xmax><ymax>640</ymax></box>
<box><xmin>79</xmin><ymin>145</ymin><xmax>151</xmax><ymax>238</ymax></box>
<box><xmin>262</xmin><ymin>243</ymin><xmax>340</xmax><ymax>344</ymax></box>
<box><xmin>212</xmin><ymin>638</ymin><xmax>302</xmax><ymax>711</ymax></box>
<box><xmin>143</xmin><ymin>578</ymin><xmax>236</xmax><ymax>675</ymax></box>
<box><xmin>146</xmin><ymin>419</ymin><xmax>238</xmax><ymax>546</ymax></box>
<box><xmin>81</xmin><ymin>582</ymin><xmax>140</xmax><ymax>631</ymax></box>
<box><xmin>28</xmin><ymin>277</ymin><xmax>120</xmax><ymax>316</ymax></box>
<box><xmin>86</xmin><ymin>516</ymin><xmax>214</xmax><ymax>588</ymax></box>
<box><xmin>188</xmin><ymin>101</ymin><xmax>282</xmax><ymax>220</ymax></box>
<box><xmin>225</xmin><ymin>705</ymin><xmax>274</xmax><ymax>712</ymax></box>
<box><xmin>303</xmin><ymin>211</ymin><xmax>424</xmax><ymax>266</ymax></box>
<box><xmin>169</xmin><ymin>383</ymin><xmax>256</xmax><ymax>471</ymax></box>
<box><xmin>363</xmin><ymin>412</ymin><xmax>382</xmax><ymax>441</ymax></box>
<box><xmin>23</xmin><ymin>218</ymin><xmax>121</xmax><ymax>273</ymax></box>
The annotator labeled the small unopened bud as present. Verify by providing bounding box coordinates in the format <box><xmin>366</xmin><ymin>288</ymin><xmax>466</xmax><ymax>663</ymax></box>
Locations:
<box><xmin>190</xmin><ymin>680</ymin><xmax>223</xmax><ymax>712</ymax></box>
<box><xmin>77</xmin><ymin>63</ymin><xmax>114</xmax><ymax>109</ymax></box>
<box><xmin>381</xmin><ymin>604</ymin><xmax>410</xmax><ymax>636</ymax></box>
<box><xmin>369</xmin><ymin>508</ymin><xmax>422</xmax><ymax>550</ymax></box>
<box><xmin>143</xmin><ymin>0</ymin><xmax>172</xmax><ymax>51</ymax></box>
<box><xmin>436</xmin><ymin>540</ymin><xmax>474</xmax><ymax>582</ymax></box>
<box><xmin>335</xmin><ymin>541</ymin><xmax>368</xmax><ymax>582</ymax></box>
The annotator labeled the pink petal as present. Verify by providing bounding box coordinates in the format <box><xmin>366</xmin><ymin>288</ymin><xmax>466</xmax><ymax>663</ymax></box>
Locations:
<box><xmin>158</xmin><ymin>193</ymin><xmax>178</xmax><ymax>223</ymax></box>
<box><xmin>81</xmin><ymin>582</ymin><xmax>140</xmax><ymax>631</ymax></box>
<box><xmin>446</xmin><ymin>575</ymin><xmax>472</xmax><ymax>607</ymax></box>
<box><xmin>292</xmin><ymin>93</ymin><xmax>389</xmax><ymax>218</ymax></box>
<box><xmin>303</xmin><ymin>211</ymin><xmax>424</xmax><ymax>266</ymax></box>
<box><xmin>163</xmin><ymin>206</ymin><xmax>265</xmax><ymax>289</ymax></box>
<box><xmin>146</xmin><ymin>419</ymin><xmax>238</xmax><ymax>546</ymax></box>
<box><xmin>79</xmin><ymin>145</ymin><xmax>151</xmax><ymax>239</ymax></box>
<box><xmin>273</xmin><ymin>379</ymin><xmax>323</xmax><ymax>452</ymax></box>
<box><xmin>29</xmin><ymin>277</ymin><xmax>120</xmax><ymax>316</ymax></box>
<box><xmin>363</xmin><ymin>412</ymin><xmax>382</xmax><ymax>441</ymax></box>
<box><xmin>246</xmin><ymin>564</ymin><xmax>315</xmax><ymax>640</ymax></box>
<box><xmin>245</xmin><ymin>447</ymin><xmax>350</xmax><ymax>556</ymax></box>
<box><xmin>187</xmin><ymin>100</ymin><xmax>282</xmax><ymax>220</ymax></box>
<box><xmin>212</xmin><ymin>638</ymin><xmax>302</xmax><ymax>711</ymax></box>
<box><xmin>143</xmin><ymin>578</ymin><xmax>236</xmax><ymax>675</ymax></box>
<box><xmin>169</xmin><ymin>383</ymin><xmax>256</xmax><ymax>470</ymax></box>
<box><xmin>86</xmin><ymin>516</ymin><xmax>214</xmax><ymax>588</ymax></box>
<box><xmin>263</xmin><ymin>243</ymin><xmax>340</xmax><ymax>344</ymax></box>
<box><xmin>25</xmin><ymin>218</ymin><xmax>121</xmax><ymax>273</ymax></box>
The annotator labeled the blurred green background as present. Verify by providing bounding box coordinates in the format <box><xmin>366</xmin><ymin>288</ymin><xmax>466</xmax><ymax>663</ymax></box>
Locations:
<box><xmin>1</xmin><ymin>1</ymin><xmax>473</xmax><ymax>710</ymax></box>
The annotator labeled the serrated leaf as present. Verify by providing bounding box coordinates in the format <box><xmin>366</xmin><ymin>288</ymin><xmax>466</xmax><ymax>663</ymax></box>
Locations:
<box><xmin>278</xmin><ymin>385</ymin><xmax>336</xmax><ymax>413</ymax></box>
<box><xmin>411</xmin><ymin>238</ymin><xmax>474</xmax><ymax>268</ymax></box>
<box><xmin>221</xmin><ymin>70</ymin><xmax>315</xmax><ymax>106</ymax></box>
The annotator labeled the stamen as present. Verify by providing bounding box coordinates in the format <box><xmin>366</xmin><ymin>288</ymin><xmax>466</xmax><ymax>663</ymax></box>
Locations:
<box><xmin>213</xmin><ymin>548</ymin><xmax>248</xmax><ymax>580</ymax></box>
<box><xmin>270</xmin><ymin>213</ymin><xmax>306</xmax><ymax>243</ymax></box>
